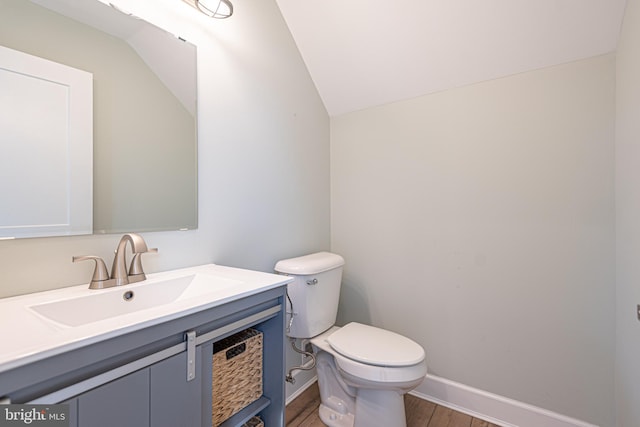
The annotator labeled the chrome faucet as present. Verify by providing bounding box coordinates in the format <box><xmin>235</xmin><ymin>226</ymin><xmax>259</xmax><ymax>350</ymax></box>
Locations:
<box><xmin>73</xmin><ymin>233</ymin><xmax>157</xmax><ymax>289</ymax></box>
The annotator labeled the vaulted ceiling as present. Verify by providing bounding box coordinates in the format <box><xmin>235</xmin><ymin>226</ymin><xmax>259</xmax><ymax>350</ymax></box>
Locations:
<box><xmin>275</xmin><ymin>0</ymin><xmax>628</xmax><ymax>116</ymax></box>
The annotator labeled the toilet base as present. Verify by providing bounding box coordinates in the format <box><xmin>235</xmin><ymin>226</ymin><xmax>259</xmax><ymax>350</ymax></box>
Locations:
<box><xmin>353</xmin><ymin>388</ymin><xmax>406</xmax><ymax>427</ymax></box>
<box><xmin>319</xmin><ymin>403</ymin><xmax>355</xmax><ymax>427</ymax></box>
<box><xmin>317</xmin><ymin>387</ymin><xmax>408</xmax><ymax>427</ymax></box>
<box><xmin>314</xmin><ymin>349</ymin><xmax>411</xmax><ymax>427</ymax></box>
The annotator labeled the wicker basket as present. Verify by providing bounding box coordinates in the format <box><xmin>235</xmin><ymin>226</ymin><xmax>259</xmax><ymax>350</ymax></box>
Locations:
<box><xmin>241</xmin><ymin>416</ymin><xmax>264</xmax><ymax>427</ymax></box>
<box><xmin>212</xmin><ymin>328</ymin><xmax>263</xmax><ymax>426</ymax></box>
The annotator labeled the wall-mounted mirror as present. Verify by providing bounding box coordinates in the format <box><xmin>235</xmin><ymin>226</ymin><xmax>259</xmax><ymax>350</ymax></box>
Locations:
<box><xmin>0</xmin><ymin>0</ymin><xmax>197</xmax><ymax>239</ymax></box>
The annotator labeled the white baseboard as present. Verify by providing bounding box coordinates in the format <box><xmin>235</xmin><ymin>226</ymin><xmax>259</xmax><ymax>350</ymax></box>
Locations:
<box><xmin>412</xmin><ymin>374</ymin><xmax>598</xmax><ymax>427</ymax></box>
<box><xmin>285</xmin><ymin>375</ymin><xmax>318</xmax><ymax>406</ymax></box>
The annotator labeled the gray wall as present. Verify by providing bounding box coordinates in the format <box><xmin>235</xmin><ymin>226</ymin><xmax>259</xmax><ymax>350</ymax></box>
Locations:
<box><xmin>616</xmin><ymin>0</ymin><xmax>640</xmax><ymax>425</ymax></box>
<box><xmin>331</xmin><ymin>54</ymin><xmax>615</xmax><ymax>426</ymax></box>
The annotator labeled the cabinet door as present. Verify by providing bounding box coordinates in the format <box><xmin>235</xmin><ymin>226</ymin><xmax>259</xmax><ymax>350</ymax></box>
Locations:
<box><xmin>77</xmin><ymin>368</ymin><xmax>150</xmax><ymax>427</ymax></box>
<box><xmin>61</xmin><ymin>397</ymin><xmax>78</xmax><ymax>427</ymax></box>
<box><xmin>150</xmin><ymin>347</ymin><xmax>202</xmax><ymax>427</ymax></box>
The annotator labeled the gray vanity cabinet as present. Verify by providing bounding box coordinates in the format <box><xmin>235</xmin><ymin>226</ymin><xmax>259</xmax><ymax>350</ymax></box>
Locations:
<box><xmin>77</xmin><ymin>369</ymin><xmax>150</xmax><ymax>427</ymax></box>
<box><xmin>150</xmin><ymin>348</ymin><xmax>203</xmax><ymax>427</ymax></box>
<box><xmin>0</xmin><ymin>286</ymin><xmax>287</xmax><ymax>427</ymax></box>
<box><xmin>64</xmin><ymin>351</ymin><xmax>203</xmax><ymax>427</ymax></box>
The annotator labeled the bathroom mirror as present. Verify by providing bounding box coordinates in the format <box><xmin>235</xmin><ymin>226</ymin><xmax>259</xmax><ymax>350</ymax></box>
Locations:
<box><xmin>0</xmin><ymin>0</ymin><xmax>197</xmax><ymax>238</ymax></box>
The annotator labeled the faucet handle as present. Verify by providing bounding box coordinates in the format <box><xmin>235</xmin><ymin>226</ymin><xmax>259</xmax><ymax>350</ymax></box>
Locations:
<box><xmin>128</xmin><ymin>248</ymin><xmax>158</xmax><ymax>282</ymax></box>
<box><xmin>72</xmin><ymin>255</ymin><xmax>114</xmax><ymax>289</ymax></box>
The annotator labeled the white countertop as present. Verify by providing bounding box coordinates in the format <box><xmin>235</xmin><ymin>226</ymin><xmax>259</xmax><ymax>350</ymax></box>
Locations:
<box><xmin>0</xmin><ymin>264</ymin><xmax>292</xmax><ymax>373</ymax></box>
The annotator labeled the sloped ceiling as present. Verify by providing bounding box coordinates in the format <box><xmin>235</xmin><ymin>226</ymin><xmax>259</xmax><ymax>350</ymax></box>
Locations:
<box><xmin>275</xmin><ymin>0</ymin><xmax>628</xmax><ymax>116</ymax></box>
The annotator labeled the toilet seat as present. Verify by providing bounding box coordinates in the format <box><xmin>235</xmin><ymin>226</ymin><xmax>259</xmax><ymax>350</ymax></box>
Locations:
<box><xmin>327</xmin><ymin>322</ymin><xmax>425</xmax><ymax>367</ymax></box>
<box><xmin>311</xmin><ymin>325</ymin><xmax>427</xmax><ymax>384</ymax></box>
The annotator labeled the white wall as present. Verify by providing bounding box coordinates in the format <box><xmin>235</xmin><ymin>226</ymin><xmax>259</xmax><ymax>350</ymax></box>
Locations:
<box><xmin>0</xmin><ymin>0</ymin><xmax>330</xmax><ymax>301</ymax></box>
<box><xmin>616</xmin><ymin>0</ymin><xmax>640</xmax><ymax>425</ymax></box>
<box><xmin>331</xmin><ymin>54</ymin><xmax>616</xmax><ymax>426</ymax></box>
<box><xmin>1</xmin><ymin>1</ymin><xmax>628</xmax><ymax>422</ymax></box>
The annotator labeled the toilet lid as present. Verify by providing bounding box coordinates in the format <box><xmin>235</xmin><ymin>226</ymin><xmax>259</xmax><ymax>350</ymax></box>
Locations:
<box><xmin>327</xmin><ymin>322</ymin><xmax>425</xmax><ymax>367</ymax></box>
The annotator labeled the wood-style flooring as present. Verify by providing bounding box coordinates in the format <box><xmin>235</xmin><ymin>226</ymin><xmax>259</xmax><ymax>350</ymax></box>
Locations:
<box><xmin>286</xmin><ymin>382</ymin><xmax>502</xmax><ymax>427</ymax></box>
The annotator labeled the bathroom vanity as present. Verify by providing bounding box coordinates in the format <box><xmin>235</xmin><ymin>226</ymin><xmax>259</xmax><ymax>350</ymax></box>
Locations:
<box><xmin>0</xmin><ymin>265</ymin><xmax>292</xmax><ymax>427</ymax></box>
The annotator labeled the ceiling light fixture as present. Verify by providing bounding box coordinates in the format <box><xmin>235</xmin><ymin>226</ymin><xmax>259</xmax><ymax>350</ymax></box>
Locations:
<box><xmin>182</xmin><ymin>0</ymin><xmax>233</xmax><ymax>19</ymax></box>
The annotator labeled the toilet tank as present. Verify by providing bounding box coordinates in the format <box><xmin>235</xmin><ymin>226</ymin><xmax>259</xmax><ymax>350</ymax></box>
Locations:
<box><xmin>274</xmin><ymin>252</ymin><xmax>345</xmax><ymax>339</ymax></box>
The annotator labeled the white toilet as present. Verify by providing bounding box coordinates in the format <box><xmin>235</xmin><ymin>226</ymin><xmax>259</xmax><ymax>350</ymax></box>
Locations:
<box><xmin>275</xmin><ymin>252</ymin><xmax>427</xmax><ymax>427</ymax></box>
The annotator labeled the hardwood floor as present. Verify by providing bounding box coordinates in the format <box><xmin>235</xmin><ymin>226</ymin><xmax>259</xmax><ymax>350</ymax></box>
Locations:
<box><xmin>286</xmin><ymin>382</ymin><xmax>502</xmax><ymax>427</ymax></box>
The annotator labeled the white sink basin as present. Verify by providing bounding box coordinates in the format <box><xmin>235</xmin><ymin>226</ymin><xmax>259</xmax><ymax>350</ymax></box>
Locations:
<box><xmin>29</xmin><ymin>273</ymin><xmax>241</xmax><ymax>327</ymax></box>
<box><xmin>0</xmin><ymin>264</ymin><xmax>292</xmax><ymax>373</ymax></box>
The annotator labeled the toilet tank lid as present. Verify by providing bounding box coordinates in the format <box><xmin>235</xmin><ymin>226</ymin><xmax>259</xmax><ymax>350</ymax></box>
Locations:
<box><xmin>274</xmin><ymin>252</ymin><xmax>345</xmax><ymax>275</ymax></box>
